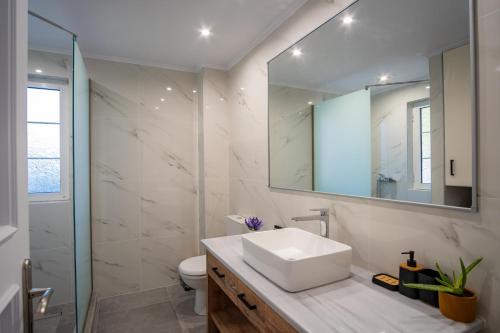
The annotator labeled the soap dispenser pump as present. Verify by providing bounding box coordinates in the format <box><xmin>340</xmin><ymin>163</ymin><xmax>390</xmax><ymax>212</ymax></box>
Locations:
<box><xmin>398</xmin><ymin>251</ymin><xmax>423</xmax><ymax>299</ymax></box>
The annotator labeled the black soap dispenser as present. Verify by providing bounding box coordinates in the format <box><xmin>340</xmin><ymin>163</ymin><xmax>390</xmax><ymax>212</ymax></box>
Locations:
<box><xmin>398</xmin><ymin>251</ymin><xmax>423</xmax><ymax>299</ymax></box>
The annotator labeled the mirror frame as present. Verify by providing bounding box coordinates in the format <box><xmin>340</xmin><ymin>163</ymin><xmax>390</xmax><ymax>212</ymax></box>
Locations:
<box><xmin>267</xmin><ymin>0</ymin><xmax>478</xmax><ymax>212</ymax></box>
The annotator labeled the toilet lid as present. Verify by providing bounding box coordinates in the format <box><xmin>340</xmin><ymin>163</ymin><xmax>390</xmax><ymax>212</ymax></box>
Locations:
<box><xmin>179</xmin><ymin>255</ymin><xmax>206</xmax><ymax>276</ymax></box>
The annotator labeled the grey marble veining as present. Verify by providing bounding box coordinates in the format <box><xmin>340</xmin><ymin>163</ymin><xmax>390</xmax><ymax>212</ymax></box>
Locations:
<box><xmin>203</xmin><ymin>235</ymin><xmax>483</xmax><ymax>333</ymax></box>
<box><xmin>88</xmin><ymin>59</ymin><xmax>198</xmax><ymax>298</ymax></box>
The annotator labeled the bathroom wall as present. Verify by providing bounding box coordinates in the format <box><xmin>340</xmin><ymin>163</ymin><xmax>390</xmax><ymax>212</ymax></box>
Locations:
<box><xmin>370</xmin><ymin>83</ymin><xmax>431</xmax><ymax>203</ymax></box>
<box><xmin>269</xmin><ymin>85</ymin><xmax>319</xmax><ymax>191</ymax></box>
<box><xmin>227</xmin><ymin>0</ymin><xmax>500</xmax><ymax>331</ymax></box>
<box><xmin>87</xmin><ymin>59</ymin><xmax>198</xmax><ymax>297</ymax></box>
<box><xmin>28</xmin><ymin>50</ymin><xmax>75</xmax><ymax>306</ymax></box>
<box><xmin>199</xmin><ymin>68</ymin><xmax>230</xmax><ymax>239</ymax></box>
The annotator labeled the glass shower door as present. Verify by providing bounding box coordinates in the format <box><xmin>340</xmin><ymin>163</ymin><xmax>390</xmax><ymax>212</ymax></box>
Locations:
<box><xmin>73</xmin><ymin>40</ymin><xmax>92</xmax><ymax>333</ymax></box>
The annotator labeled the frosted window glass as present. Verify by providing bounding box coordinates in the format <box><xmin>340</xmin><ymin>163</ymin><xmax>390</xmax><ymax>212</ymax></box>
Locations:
<box><xmin>28</xmin><ymin>87</ymin><xmax>60</xmax><ymax>123</ymax></box>
<box><xmin>28</xmin><ymin>123</ymin><xmax>60</xmax><ymax>158</ymax></box>
<box><xmin>27</xmin><ymin>87</ymin><xmax>62</xmax><ymax>194</ymax></box>
<box><xmin>421</xmin><ymin>132</ymin><xmax>431</xmax><ymax>159</ymax></box>
<box><xmin>28</xmin><ymin>159</ymin><xmax>61</xmax><ymax>193</ymax></box>
<box><xmin>422</xmin><ymin>159</ymin><xmax>431</xmax><ymax>184</ymax></box>
<box><xmin>421</xmin><ymin>106</ymin><xmax>431</xmax><ymax>132</ymax></box>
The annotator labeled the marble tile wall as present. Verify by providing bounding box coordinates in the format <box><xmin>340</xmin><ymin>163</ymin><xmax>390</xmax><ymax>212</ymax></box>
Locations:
<box><xmin>268</xmin><ymin>85</ymin><xmax>325</xmax><ymax>191</ymax></box>
<box><xmin>200</xmin><ymin>69</ymin><xmax>230</xmax><ymax>239</ymax></box>
<box><xmin>227</xmin><ymin>0</ymin><xmax>500</xmax><ymax>331</ymax></box>
<box><xmin>87</xmin><ymin>59</ymin><xmax>198</xmax><ymax>297</ymax></box>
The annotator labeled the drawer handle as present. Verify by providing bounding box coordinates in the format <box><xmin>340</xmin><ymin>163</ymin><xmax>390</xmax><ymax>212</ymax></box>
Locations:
<box><xmin>212</xmin><ymin>267</ymin><xmax>225</xmax><ymax>279</ymax></box>
<box><xmin>237</xmin><ymin>293</ymin><xmax>257</xmax><ymax>310</ymax></box>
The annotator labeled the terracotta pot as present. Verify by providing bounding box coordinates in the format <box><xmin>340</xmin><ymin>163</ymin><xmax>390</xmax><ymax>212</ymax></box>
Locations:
<box><xmin>438</xmin><ymin>289</ymin><xmax>477</xmax><ymax>323</ymax></box>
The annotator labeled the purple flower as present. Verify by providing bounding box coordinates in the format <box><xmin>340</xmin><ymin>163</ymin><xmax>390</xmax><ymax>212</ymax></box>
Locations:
<box><xmin>245</xmin><ymin>216</ymin><xmax>264</xmax><ymax>231</ymax></box>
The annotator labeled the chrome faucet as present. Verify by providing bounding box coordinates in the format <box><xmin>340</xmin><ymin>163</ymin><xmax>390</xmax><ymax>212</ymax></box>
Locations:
<box><xmin>291</xmin><ymin>208</ymin><xmax>329</xmax><ymax>238</ymax></box>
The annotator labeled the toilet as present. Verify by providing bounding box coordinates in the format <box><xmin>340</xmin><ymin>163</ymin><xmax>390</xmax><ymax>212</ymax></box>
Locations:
<box><xmin>178</xmin><ymin>215</ymin><xmax>247</xmax><ymax>315</ymax></box>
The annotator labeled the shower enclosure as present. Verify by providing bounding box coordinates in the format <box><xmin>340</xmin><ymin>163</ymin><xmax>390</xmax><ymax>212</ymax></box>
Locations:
<box><xmin>28</xmin><ymin>11</ymin><xmax>91</xmax><ymax>333</ymax></box>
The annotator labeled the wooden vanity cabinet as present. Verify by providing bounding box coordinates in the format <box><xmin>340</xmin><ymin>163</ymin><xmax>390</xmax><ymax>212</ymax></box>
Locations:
<box><xmin>206</xmin><ymin>252</ymin><xmax>298</xmax><ymax>333</ymax></box>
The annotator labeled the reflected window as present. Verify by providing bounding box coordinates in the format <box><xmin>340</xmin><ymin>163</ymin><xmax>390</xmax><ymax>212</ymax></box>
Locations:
<box><xmin>27</xmin><ymin>86</ymin><xmax>67</xmax><ymax>199</ymax></box>
<box><xmin>419</xmin><ymin>106</ymin><xmax>431</xmax><ymax>184</ymax></box>
<box><xmin>409</xmin><ymin>99</ymin><xmax>431</xmax><ymax>189</ymax></box>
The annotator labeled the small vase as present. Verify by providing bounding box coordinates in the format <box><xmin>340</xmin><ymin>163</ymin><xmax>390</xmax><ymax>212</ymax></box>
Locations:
<box><xmin>438</xmin><ymin>289</ymin><xmax>477</xmax><ymax>323</ymax></box>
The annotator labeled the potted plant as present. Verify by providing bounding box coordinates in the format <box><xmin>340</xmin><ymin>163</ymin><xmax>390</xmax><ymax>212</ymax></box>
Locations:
<box><xmin>404</xmin><ymin>257</ymin><xmax>483</xmax><ymax>323</ymax></box>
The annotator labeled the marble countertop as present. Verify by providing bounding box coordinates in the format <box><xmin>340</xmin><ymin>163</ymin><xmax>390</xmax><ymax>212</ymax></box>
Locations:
<box><xmin>202</xmin><ymin>235</ymin><xmax>484</xmax><ymax>333</ymax></box>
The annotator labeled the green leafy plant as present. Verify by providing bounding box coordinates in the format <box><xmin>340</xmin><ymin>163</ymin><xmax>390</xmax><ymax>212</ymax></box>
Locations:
<box><xmin>404</xmin><ymin>257</ymin><xmax>483</xmax><ymax>296</ymax></box>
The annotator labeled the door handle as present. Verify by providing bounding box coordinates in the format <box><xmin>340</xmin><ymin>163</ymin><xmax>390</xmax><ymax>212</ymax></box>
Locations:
<box><xmin>450</xmin><ymin>159</ymin><xmax>455</xmax><ymax>176</ymax></box>
<box><xmin>31</xmin><ymin>287</ymin><xmax>54</xmax><ymax>319</ymax></box>
<box><xmin>23</xmin><ymin>259</ymin><xmax>54</xmax><ymax>333</ymax></box>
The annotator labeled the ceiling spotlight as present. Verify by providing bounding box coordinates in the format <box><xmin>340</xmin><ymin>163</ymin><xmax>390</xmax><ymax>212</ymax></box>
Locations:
<box><xmin>379</xmin><ymin>75</ymin><xmax>389</xmax><ymax>82</ymax></box>
<box><xmin>425</xmin><ymin>85</ymin><xmax>430</xmax><ymax>89</ymax></box>
<box><xmin>166</xmin><ymin>86</ymin><xmax>172</xmax><ymax>91</ymax></box>
<box><xmin>307</xmin><ymin>101</ymin><xmax>313</xmax><ymax>105</ymax></box>
<box><xmin>160</xmin><ymin>98</ymin><xmax>165</xmax><ymax>102</ymax></box>
<box><xmin>219</xmin><ymin>97</ymin><xmax>225</xmax><ymax>102</ymax></box>
<box><xmin>292</xmin><ymin>48</ymin><xmax>302</xmax><ymax>57</ymax></box>
<box><xmin>200</xmin><ymin>27</ymin><xmax>211</xmax><ymax>38</ymax></box>
<box><xmin>192</xmin><ymin>89</ymin><xmax>197</xmax><ymax>93</ymax></box>
<box><xmin>155</xmin><ymin>106</ymin><xmax>159</xmax><ymax>110</ymax></box>
<box><xmin>35</xmin><ymin>69</ymin><xmax>43</xmax><ymax>74</ymax></box>
<box><xmin>240</xmin><ymin>87</ymin><xmax>245</xmax><ymax>91</ymax></box>
<box><xmin>343</xmin><ymin>16</ymin><xmax>353</xmax><ymax>25</ymax></box>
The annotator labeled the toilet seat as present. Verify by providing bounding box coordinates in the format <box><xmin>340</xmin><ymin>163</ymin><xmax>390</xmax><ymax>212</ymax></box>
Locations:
<box><xmin>179</xmin><ymin>255</ymin><xmax>206</xmax><ymax>276</ymax></box>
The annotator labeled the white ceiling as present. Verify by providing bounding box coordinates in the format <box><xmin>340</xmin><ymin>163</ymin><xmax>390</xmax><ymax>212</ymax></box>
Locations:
<box><xmin>28</xmin><ymin>0</ymin><xmax>306</xmax><ymax>72</ymax></box>
<box><xmin>269</xmin><ymin>0</ymin><xmax>470</xmax><ymax>94</ymax></box>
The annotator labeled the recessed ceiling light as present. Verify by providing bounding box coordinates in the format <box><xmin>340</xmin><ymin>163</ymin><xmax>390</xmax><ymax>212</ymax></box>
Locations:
<box><xmin>155</xmin><ymin>106</ymin><xmax>159</xmax><ymax>110</ymax></box>
<box><xmin>379</xmin><ymin>75</ymin><xmax>389</xmax><ymax>82</ymax></box>
<box><xmin>307</xmin><ymin>101</ymin><xmax>313</xmax><ymax>105</ymax></box>
<box><xmin>425</xmin><ymin>85</ymin><xmax>430</xmax><ymax>89</ymax></box>
<box><xmin>219</xmin><ymin>97</ymin><xmax>225</xmax><ymax>102</ymax></box>
<box><xmin>192</xmin><ymin>89</ymin><xmax>197</xmax><ymax>93</ymax></box>
<box><xmin>160</xmin><ymin>98</ymin><xmax>165</xmax><ymax>102</ymax></box>
<box><xmin>343</xmin><ymin>16</ymin><xmax>353</xmax><ymax>25</ymax></box>
<box><xmin>292</xmin><ymin>48</ymin><xmax>302</xmax><ymax>57</ymax></box>
<box><xmin>240</xmin><ymin>87</ymin><xmax>245</xmax><ymax>91</ymax></box>
<box><xmin>166</xmin><ymin>87</ymin><xmax>172</xmax><ymax>91</ymax></box>
<box><xmin>200</xmin><ymin>27</ymin><xmax>211</xmax><ymax>38</ymax></box>
<box><xmin>35</xmin><ymin>69</ymin><xmax>43</xmax><ymax>73</ymax></box>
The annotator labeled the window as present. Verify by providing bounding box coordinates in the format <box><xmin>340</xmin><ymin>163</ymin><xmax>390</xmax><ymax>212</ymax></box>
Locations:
<box><xmin>419</xmin><ymin>106</ymin><xmax>431</xmax><ymax>184</ymax></box>
<box><xmin>409</xmin><ymin>99</ymin><xmax>431</xmax><ymax>189</ymax></box>
<box><xmin>27</xmin><ymin>85</ymin><xmax>68</xmax><ymax>200</ymax></box>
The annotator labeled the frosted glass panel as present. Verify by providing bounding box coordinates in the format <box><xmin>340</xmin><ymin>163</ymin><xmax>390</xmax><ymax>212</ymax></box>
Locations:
<box><xmin>28</xmin><ymin>123</ymin><xmax>60</xmax><ymax>158</ymax></box>
<box><xmin>73</xmin><ymin>41</ymin><xmax>91</xmax><ymax>333</ymax></box>
<box><xmin>422</xmin><ymin>132</ymin><xmax>431</xmax><ymax>159</ymax></box>
<box><xmin>28</xmin><ymin>159</ymin><xmax>61</xmax><ymax>193</ymax></box>
<box><xmin>27</xmin><ymin>87</ymin><xmax>60</xmax><ymax>123</ymax></box>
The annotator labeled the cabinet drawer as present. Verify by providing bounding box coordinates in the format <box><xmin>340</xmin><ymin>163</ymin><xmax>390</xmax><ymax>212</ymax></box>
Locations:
<box><xmin>206</xmin><ymin>252</ymin><xmax>298</xmax><ymax>333</ymax></box>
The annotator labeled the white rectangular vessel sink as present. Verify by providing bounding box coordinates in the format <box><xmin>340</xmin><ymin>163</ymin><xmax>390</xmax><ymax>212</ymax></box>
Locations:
<box><xmin>242</xmin><ymin>228</ymin><xmax>352</xmax><ymax>292</ymax></box>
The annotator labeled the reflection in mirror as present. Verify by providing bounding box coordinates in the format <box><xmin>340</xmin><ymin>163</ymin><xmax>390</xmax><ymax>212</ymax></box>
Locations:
<box><xmin>268</xmin><ymin>0</ymin><xmax>475</xmax><ymax>209</ymax></box>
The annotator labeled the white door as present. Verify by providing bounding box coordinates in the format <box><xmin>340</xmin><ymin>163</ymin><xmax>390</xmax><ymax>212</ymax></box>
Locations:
<box><xmin>0</xmin><ymin>0</ymin><xmax>30</xmax><ymax>332</ymax></box>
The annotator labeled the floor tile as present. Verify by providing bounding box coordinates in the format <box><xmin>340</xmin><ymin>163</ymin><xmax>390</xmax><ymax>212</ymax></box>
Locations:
<box><xmin>166</xmin><ymin>283</ymin><xmax>195</xmax><ymax>301</ymax></box>
<box><xmin>97</xmin><ymin>301</ymin><xmax>182</xmax><ymax>333</ymax></box>
<box><xmin>171</xmin><ymin>295</ymin><xmax>207</xmax><ymax>332</ymax></box>
<box><xmin>99</xmin><ymin>287</ymin><xmax>168</xmax><ymax>314</ymax></box>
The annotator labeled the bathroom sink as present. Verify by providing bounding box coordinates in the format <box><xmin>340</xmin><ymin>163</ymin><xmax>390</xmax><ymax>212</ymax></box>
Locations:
<box><xmin>241</xmin><ymin>228</ymin><xmax>352</xmax><ymax>292</ymax></box>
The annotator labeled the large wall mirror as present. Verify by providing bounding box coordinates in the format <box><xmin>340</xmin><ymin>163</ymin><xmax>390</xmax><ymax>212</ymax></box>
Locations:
<box><xmin>268</xmin><ymin>0</ymin><xmax>476</xmax><ymax>210</ymax></box>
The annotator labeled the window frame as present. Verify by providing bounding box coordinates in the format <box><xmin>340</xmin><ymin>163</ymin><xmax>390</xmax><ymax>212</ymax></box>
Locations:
<box><xmin>27</xmin><ymin>81</ymin><xmax>71</xmax><ymax>202</ymax></box>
